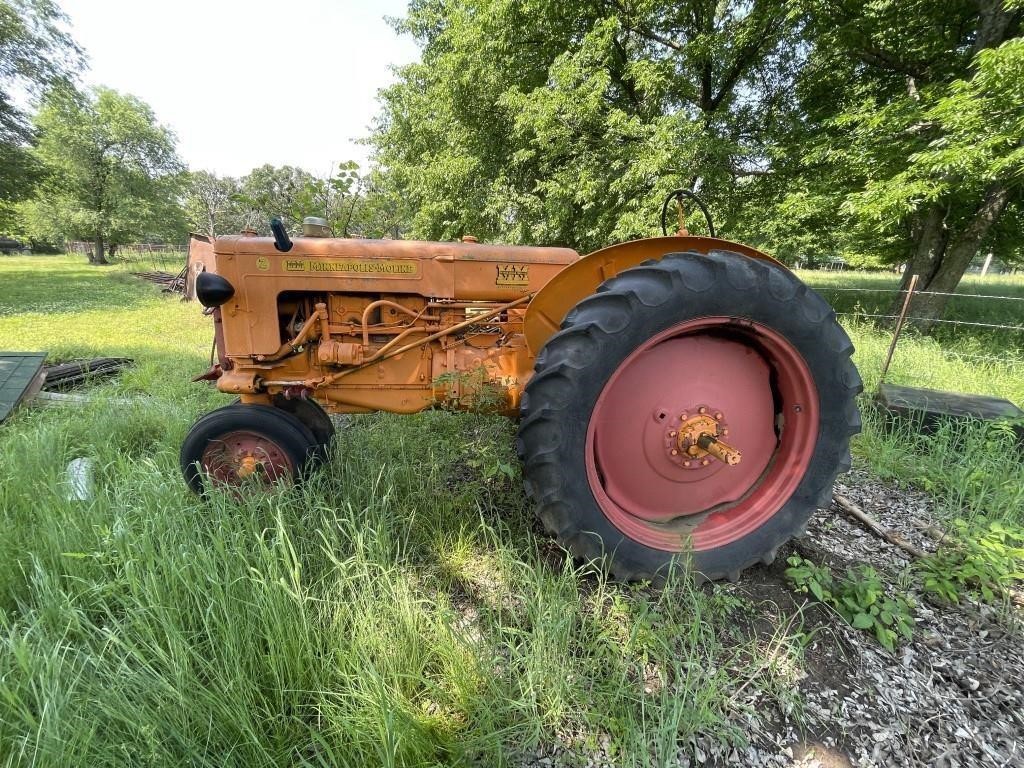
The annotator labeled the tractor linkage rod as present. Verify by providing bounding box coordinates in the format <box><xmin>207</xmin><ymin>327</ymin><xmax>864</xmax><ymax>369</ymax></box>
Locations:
<box><xmin>263</xmin><ymin>293</ymin><xmax>535</xmax><ymax>389</ymax></box>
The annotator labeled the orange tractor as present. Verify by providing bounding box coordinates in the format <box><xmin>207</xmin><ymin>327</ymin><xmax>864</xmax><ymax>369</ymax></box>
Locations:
<box><xmin>181</xmin><ymin>194</ymin><xmax>861</xmax><ymax>581</ymax></box>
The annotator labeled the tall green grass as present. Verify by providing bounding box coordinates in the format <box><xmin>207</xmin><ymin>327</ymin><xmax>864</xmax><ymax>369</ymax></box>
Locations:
<box><xmin>801</xmin><ymin>270</ymin><xmax>1024</xmax><ymax>344</ymax></box>
<box><xmin>0</xmin><ymin>255</ymin><xmax>1019</xmax><ymax>763</ymax></box>
<box><xmin>799</xmin><ymin>271</ymin><xmax>1024</xmax><ymax>526</ymax></box>
<box><xmin>0</xmin><ymin>401</ymin><xmax>767</xmax><ymax>765</ymax></box>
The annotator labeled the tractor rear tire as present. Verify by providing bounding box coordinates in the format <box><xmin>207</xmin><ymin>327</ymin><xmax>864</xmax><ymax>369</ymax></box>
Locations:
<box><xmin>181</xmin><ymin>404</ymin><xmax>319</xmax><ymax>494</ymax></box>
<box><xmin>517</xmin><ymin>250</ymin><xmax>861</xmax><ymax>582</ymax></box>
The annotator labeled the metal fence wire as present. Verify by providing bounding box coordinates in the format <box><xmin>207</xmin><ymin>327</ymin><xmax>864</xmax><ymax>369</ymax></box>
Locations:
<box><xmin>837</xmin><ymin>312</ymin><xmax>1024</xmax><ymax>333</ymax></box>
<box><xmin>812</xmin><ymin>277</ymin><xmax>1024</xmax><ymax>372</ymax></box>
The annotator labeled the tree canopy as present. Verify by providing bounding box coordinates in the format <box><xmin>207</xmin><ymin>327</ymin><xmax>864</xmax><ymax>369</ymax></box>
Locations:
<box><xmin>184</xmin><ymin>170</ymin><xmax>242</xmax><ymax>239</ymax></box>
<box><xmin>232</xmin><ymin>163</ymin><xmax>367</xmax><ymax>236</ymax></box>
<box><xmin>3</xmin><ymin>0</ymin><xmax>1021</xmax><ymax>320</ymax></box>
<box><xmin>373</xmin><ymin>0</ymin><xmax>802</xmax><ymax>251</ymax></box>
<box><xmin>184</xmin><ymin>163</ymin><xmax>407</xmax><ymax>240</ymax></box>
<box><xmin>764</xmin><ymin>0</ymin><xmax>1024</xmax><ymax>319</ymax></box>
<box><xmin>0</xmin><ymin>0</ymin><xmax>81</xmax><ymax>223</ymax></box>
<box><xmin>372</xmin><ymin>0</ymin><xmax>1023</xmax><ymax>318</ymax></box>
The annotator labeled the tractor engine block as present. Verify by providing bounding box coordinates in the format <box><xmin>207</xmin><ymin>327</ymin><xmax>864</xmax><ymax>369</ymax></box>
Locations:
<box><xmin>188</xmin><ymin>231</ymin><xmax>576</xmax><ymax>415</ymax></box>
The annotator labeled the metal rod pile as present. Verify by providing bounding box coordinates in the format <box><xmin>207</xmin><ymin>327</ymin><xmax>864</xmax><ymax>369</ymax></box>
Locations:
<box><xmin>42</xmin><ymin>358</ymin><xmax>133</xmax><ymax>391</ymax></box>
<box><xmin>131</xmin><ymin>264</ymin><xmax>188</xmax><ymax>295</ymax></box>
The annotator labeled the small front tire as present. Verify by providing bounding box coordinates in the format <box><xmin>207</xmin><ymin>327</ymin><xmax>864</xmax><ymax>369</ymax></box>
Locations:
<box><xmin>272</xmin><ymin>394</ymin><xmax>336</xmax><ymax>459</ymax></box>
<box><xmin>181</xmin><ymin>404</ymin><xmax>319</xmax><ymax>494</ymax></box>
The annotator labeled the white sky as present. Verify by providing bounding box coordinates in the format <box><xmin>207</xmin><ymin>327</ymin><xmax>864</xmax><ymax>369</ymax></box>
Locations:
<box><xmin>60</xmin><ymin>0</ymin><xmax>419</xmax><ymax>178</ymax></box>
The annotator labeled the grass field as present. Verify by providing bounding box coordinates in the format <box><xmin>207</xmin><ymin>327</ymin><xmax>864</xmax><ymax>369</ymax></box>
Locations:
<box><xmin>0</xmin><ymin>254</ymin><xmax>1021</xmax><ymax>765</ymax></box>
<box><xmin>797</xmin><ymin>269</ymin><xmax>1024</xmax><ymax>526</ymax></box>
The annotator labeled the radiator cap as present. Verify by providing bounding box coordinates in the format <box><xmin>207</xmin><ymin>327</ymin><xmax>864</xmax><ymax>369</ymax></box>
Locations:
<box><xmin>302</xmin><ymin>217</ymin><xmax>331</xmax><ymax>237</ymax></box>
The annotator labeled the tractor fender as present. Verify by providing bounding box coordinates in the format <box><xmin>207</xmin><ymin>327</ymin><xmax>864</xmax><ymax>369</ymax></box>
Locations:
<box><xmin>523</xmin><ymin>235</ymin><xmax>786</xmax><ymax>355</ymax></box>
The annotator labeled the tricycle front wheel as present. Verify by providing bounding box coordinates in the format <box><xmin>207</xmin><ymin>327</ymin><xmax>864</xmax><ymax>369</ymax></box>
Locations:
<box><xmin>180</xmin><ymin>404</ymin><xmax>319</xmax><ymax>494</ymax></box>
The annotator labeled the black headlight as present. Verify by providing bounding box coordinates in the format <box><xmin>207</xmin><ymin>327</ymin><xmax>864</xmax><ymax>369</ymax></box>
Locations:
<box><xmin>196</xmin><ymin>271</ymin><xmax>235</xmax><ymax>308</ymax></box>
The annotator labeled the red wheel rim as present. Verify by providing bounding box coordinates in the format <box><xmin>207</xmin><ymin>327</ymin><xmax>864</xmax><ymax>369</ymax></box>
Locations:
<box><xmin>585</xmin><ymin>317</ymin><xmax>819</xmax><ymax>552</ymax></box>
<box><xmin>200</xmin><ymin>430</ymin><xmax>296</xmax><ymax>487</ymax></box>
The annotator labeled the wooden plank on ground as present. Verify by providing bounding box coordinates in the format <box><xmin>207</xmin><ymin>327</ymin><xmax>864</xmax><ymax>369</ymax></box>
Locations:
<box><xmin>0</xmin><ymin>352</ymin><xmax>46</xmax><ymax>423</ymax></box>
<box><xmin>876</xmin><ymin>383</ymin><xmax>1024</xmax><ymax>442</ymax></box>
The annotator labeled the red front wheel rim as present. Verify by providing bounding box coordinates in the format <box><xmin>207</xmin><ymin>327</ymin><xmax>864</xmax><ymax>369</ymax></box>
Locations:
<box><xmin>200</xmin><ymin>430</ymin><xmax>297</xmax><ymax>487</ymax></box>
<box><xmin>585</xmin><ymin>317</ymin><xmax>819</xmax><ymax>552</ymax></box>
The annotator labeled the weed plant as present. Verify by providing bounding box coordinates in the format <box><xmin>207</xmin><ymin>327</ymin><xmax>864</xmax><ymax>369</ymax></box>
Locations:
<box><xmin>785</xmin><ymin>556</ymin><xmax>915</xmax><ymax>650</ymax></box>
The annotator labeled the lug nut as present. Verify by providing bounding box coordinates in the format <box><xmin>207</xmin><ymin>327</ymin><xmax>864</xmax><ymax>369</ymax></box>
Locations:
<box><xmin>701</xmin><ymin>459</ymin><xmax>710</xmax><ymax>466</ymax></box>
<box><xmin>669</xmin><ymin>431</ymin><xmax>676</xmax><ymax>437</ymax></box>
<box><xmin>722</xmin><ymin>428</ymin><xmax>729</xmax><ymax>436</ymax></box>
<box><xmin>698</xmin><ymin>406</ymin><xmax>707</xmax><ymax>414</ymax></box>
<box><xmin>671</xmin><ymin>449</ymin><xmax>678</xmax><ymax>456</ymax></box>
<box><xmin>714</xmin><ymin>411</ymin><xmax>723</xmax><ymax>420</ymax></box>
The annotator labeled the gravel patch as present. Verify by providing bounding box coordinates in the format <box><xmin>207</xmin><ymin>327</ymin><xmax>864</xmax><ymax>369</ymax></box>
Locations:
<box><xmin>730</xmin><ymin>468</ymin><xmax>1023</xmax><ymax>767</ymax></box>
<box><xmin>519</xmin><ymin>467</ymin><xmax>1023</xmax><ymax>767</ymax></box>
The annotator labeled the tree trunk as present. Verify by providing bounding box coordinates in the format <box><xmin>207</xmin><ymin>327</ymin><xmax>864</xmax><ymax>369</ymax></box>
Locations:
<box><xmin>899</xmin><ymin>202</ymin><xmax>948</xmax><ymax>292</ymax></box>
<box><xmin>888</xmin><ymin>0</ymin><xmax>1015</xmax><ymax>329</ymax></box>
<box><xmin>973</xmin><ymin>0</ymin><xmax>1014</xmax><ymax>56</ymax></box>
<box><xmin>90</xmin><ymin>235</ymin><xmax>109</xmax><ymax>265</ymax></box>
<box><xmin>895</xmin><ymin>184</ymin><xmax>1010</xmax><ymax>329</ymax></box>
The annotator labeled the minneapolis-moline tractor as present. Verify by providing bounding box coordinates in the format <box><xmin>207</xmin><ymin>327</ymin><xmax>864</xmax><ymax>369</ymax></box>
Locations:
<box><xmin>181</xmin><ymin>195</ymin><xmax>861</xmax><ymax>581</ymax></box>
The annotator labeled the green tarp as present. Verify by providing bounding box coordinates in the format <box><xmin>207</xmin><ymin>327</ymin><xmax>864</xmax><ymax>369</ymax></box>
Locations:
<box><xmin>0</xmin><ymin>353</ymin><xmax>46</xmax><ymax>423</ymax></box>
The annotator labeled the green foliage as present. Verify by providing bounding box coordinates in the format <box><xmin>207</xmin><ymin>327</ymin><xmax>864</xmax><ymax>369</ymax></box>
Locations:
<box><xmin>191</xmin><ymin>162</ymin><xmax>402</xmax><ymax>239</ymax></box>
<box><xmin>373</xmin><ymin>0</ymin><xmax>1023</xmax><ymax>318</ymax></box>
<box><xmin>917</xmin><ymin>519</ymin><xmax>1024</xmax><ymax>604</ymax></box>
<box><xmin>433</xmin><ymin>368</ymin><xmax>509</xmax><ymax>413</ymax></box>
<box><xmin>373</xmin><ymin>0</ymin><xmax>800</xmax><ymax>250</ymax></box>
<box><xmin>231</xmin><ymin>163</ymin><xmax>319</xmax><ymax>233</ymax></box>
<box><xmin>801</xmin><ymin>269</ymin><xmax>1024</xmax><ymax>531</ymax></box>
<box><xmin>785</xmin><ymin>556</ymin><xmax>915</xmax><ymax>650</ymax></box>
<box><xmin>183</xmin><ymin>169</ymin><xmax>243</xmax><ymax>237</ymax></box>
<box><xmin>851</xmin><ymin>410</ymin><xmax>1024</xmax><ymax>530</ymax></box>
<box><xmin>0</xmin><ymin>0</ymin><xmax>82</xmax><ymax>214</ymax></box>
<box><xmin>464</xmin><ymin>439</ymin><xmax>519</xmax><ymax>484</ymax></box>
<box><xmin>759</xmin><ymin>0</ymin><xmax>1023</xmax><ymax>320</ymax></box>
<box><xmin>22</xmin><ymin>86</ymin><xmax>185</xmax><ymax>260</ymax></box>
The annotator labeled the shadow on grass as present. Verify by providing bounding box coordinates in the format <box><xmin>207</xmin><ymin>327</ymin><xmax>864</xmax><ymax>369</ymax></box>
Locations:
<box><xmin>0</xmin><ymin>266</ymin><xmax>158</xmax><ymax>316</ymax></box>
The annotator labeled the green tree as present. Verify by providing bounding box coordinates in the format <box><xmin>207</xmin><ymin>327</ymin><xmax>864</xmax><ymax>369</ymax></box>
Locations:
<box><xmin>232</xmin><ymin>164</ymin><xmax>317</xmax><ymax>233</ymax></box>
<box><xmin>233</xmin><ymin>162</ymin><xmax>373</xmax><ymax>237</ymax></box>
<box><xmin>353</xmin><ymin>168</ymin><xmax>412</xmax><ymax>239</ymax></box>
<box><xmin>184</xmin><ymin>170</ymin><xmax>243</xmax><ymax>237</ymax></box>
<box><xmin>23</xmin><ymin>86</ymin><xmax>184</xmax><ymax>263</ymax></box>
<box><xmin>289</xmin><ymin>161</ymin><xmax>364</xmax><ymax>237</ymax></box>
<box><xmin>372</xmin><ymin>0</ymin><xmax>800</xmax><ymax>251</ymax></box>
<box><xmin>0</xmin><ymin>0</ymin><xmax>81</xmax><ymax>231</ymax></box>
<box><xmin>769</xmin><ymin>0</ymin><xmax>1023</xmax><ymax>322</ymax></box>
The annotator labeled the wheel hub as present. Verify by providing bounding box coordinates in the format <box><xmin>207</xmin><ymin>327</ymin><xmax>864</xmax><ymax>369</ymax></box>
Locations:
<box><xmin>200</xmin><ymin>430</ymin><xmax>294</xmax><ymax>486</ymax></box>
<box><xmin>236</xmin><ymin>453</ymin><xmax>261</xmax><ymax>479</ymax></box>
<box><xmin>664</xmin><ymin>406</ymin><xmax>741</xmax><ymax>468</ymax></box>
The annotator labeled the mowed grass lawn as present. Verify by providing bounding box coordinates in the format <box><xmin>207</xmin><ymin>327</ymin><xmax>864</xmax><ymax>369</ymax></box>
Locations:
<box><xmin>0</xmin><ymin>254</ymin><xmax>1021</xmax><ymax>766</ymax></box>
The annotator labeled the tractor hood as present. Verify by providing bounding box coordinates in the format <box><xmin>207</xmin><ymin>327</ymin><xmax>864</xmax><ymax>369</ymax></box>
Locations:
<box><xmin>212</xmin><ymin>235</ymin><xmax>579</xmax><ymax>266</ymax></box>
